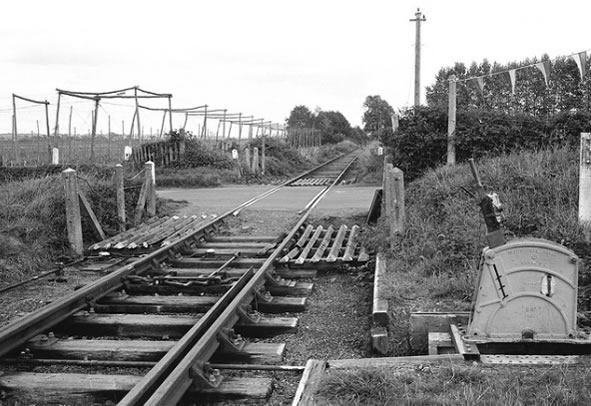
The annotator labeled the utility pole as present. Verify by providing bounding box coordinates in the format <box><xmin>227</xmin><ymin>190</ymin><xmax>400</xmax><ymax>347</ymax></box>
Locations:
<box><xmin>410</xmin><ymin>8</ymin><xmax>426</xmax><ymax>106</ymax></box>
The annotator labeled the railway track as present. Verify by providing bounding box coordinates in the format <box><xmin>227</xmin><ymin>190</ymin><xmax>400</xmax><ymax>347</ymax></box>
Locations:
<box><xmin>0</xmin><ymin>151</ymin><xmax>367</xmax><ymax>405</ymax></box>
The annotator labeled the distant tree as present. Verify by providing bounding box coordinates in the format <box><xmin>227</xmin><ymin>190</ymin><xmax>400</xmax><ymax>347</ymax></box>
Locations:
<box><xmin>425</xmin><ymin>54</ymin><xmax>591</xmax><ymax>116</ymax></box>
<box><xmin>315</xmin><ymin>110</ymin><xmax>352</xmax><ymax>143</ymax></box>
<box><xmin>286</xmin><ymin>105</ymin><xmax>315</xmax><ymax>128</ymax></box>
<box><xmin>362</xmin><ymin>95</ymin><xmax>395</xmax><ymax>133</ymax></box>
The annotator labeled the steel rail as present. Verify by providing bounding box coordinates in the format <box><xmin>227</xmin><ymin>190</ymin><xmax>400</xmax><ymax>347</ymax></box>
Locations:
<box><xmin>122</xmin><ymin>151</ymin><xmax>360</xmax><ymax>406</ymax></box>
<box><xmin>0</xmin><ymin>151</ymin><xmax>356</xmax><ymax>358</ymax></box>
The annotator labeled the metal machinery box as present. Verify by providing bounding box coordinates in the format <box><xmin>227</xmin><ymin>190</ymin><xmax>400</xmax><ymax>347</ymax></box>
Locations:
<box><xmin>468</xmin><ymin>238</ymin><xmax>580</xmax><ymax>341</ymax></box>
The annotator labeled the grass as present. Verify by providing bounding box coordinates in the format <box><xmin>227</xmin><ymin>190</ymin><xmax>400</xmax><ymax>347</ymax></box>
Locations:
<box><xmin>316</xmin><ymin>361</ymin><xmax>591</xmax><ymax>405</ymax></box>
<box><xmin>358</xmin><ymin>145</ymin><xmax>591</xmax><ymax>357</ymax></box>
<box><xmin>0</xmin><ymin>170</ymin><xmax>175</xmax><ymax>285</ymax></box>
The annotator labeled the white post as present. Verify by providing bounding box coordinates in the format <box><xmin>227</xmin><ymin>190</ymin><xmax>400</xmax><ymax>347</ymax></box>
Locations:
<box><xmin>146</xmin><ymin>161</ymin><xmax>156</xmax><ymax>217</ymax></box>
<box><xmin>447</xmin><ymin>75</ymin><xmax>457</xmax><ymax>165</ymax></box>
<box><xmin>579</xmin><ymin>133</ymin><xmax>591</xmax><ymax>239</ymax></box>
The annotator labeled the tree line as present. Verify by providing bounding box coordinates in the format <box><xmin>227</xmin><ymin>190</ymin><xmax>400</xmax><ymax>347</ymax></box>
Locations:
<box><xmin>426</xmin><ymin>54</ymin><xmax>591</xmax><ymax>116</ymax></box>
<box><xmin>372</xmin><ymin>53</ymin><xmax>591</xmax><ymax>180</ymax></box>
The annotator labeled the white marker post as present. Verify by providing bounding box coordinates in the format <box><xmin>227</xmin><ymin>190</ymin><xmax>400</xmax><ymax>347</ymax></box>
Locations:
<box><xmin>579</xmin><ymin>133</ymin><xmax>591</xmax><ymax>239</ymax></box>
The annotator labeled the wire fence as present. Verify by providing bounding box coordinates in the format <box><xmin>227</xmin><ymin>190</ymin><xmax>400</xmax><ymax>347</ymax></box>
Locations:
<box><xmin>0</xmin><ymin>131</ymin><xmax>290</xmax><ymax>167</ymax></box>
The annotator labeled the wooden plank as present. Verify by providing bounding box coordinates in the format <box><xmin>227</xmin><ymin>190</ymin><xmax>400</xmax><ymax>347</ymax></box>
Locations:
<box><xmin>373</xmin><ymin>252</ymin><xmax>389</xmax><ymax>327</ymax></box>
<box><xmin>172</xmin><ymin>258</ymin><xmax>266</xmax><ymax>268</ymax></box>
<box><xmin>25</xmin><ymin>338</ymin><xmax>284</xmax><ymax>364</ymax></box>
<box><xmin>295</xmin><ymin>226</ymin><xmax>323</xmax><ymax>265</ymax></box>
<box><xmin>291</xmin><ymin>359</ymin><xmax>327</xmax><ymax>406</ymax></box>
<box><xmin>96</xmin><ymin>294</ymin><xmax>218</xmax><ymax>313</ymax></box>
<box><xmin>295</xmin><ymin>225</ymin><xmax>314</xmax><ymax>248</ymax></box>
<box><xmin>26</xmin><ymin>337</ymin><xmax>173</xmax><ymax>361</ymax></box>
<box><xmin>0</xmin><ymin>373</ymin><xmax>271</xmax><ymax>404</ymax></box>
<box><xmin>279</xmin><ymin>246</ymin><xmax>301</xmax><ymax>263</ymax></box>
<box><xmin>326</xmin><ymin>225</ymin><xmax>347</xmax><ymax>262</ymax></box>
<box><xmin>78</xmin><ymin>189</ymin><xmax>106</xmax><ymax>241</ymax></box>
<box><xmin>200</xmin><ymin>242</ymin><xmax>270</xmax><ymax>249</ymax></box>
<box><xmin>310</xmin><ymin>226</ymin><xmax>334</xmax><ymax>263</ymax></box>
<box><xmin>57</xmin><ymin>313</ymin><xmax>200</xmax><ymax>338</ymax></box>
<box><xmin>166</xmin><ymin>268</ymin><xmax>246</xmax><ymax>278</ymax></box>
<box><xmin>329</xmin><ymin>354</ymin><xmax>465</xmax><ymax>369</ymax></box>
<box><xmin>207</xmin><ymin>235</ymin><xmax>277</xmax><ymax>243</ymax></box>
<box><xmin>58</xmin><ymin>313</ymin><xmax>296</xmax><ymax>339</ymax></box>
<box><xmin>188</xmin><ymin>247</ymin><xmax>264</xmax><ymax>256</ymax></box>
<box><xmin>133</xmin><ymin>176</ymin><xmax>149</xmax><ymax>225</ymax></box>
<box><xmin>342</xmin><ymin>225</ymin><xmax>359</xmax><ymax>262</ymax></box>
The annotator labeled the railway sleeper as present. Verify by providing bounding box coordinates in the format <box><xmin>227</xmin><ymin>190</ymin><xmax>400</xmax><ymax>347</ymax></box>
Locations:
<box><xmin>92</xmin><ymin>291</ymin><xmax>307</xmax><ymax>313</ymax></box>
<box><xmin>0</xmin><ymin>373</ymin><xmax>272</xmax><ymax>404</ymax></box>
<box><xmin>54</xmin><ymin>312</ymin><xmax>298</xmax><ymax>338</ymax></box>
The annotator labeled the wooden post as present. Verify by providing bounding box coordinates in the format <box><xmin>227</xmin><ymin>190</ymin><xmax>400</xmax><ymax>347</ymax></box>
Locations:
<box><xmin>201</xmin><ymin>105</ymin><xmax>208</xmax><ymax>139</ymax></box>
<box><xmin>244</xmin><ymin>147</ymin><xmax>251</xmax><ymax>173</ymax></box>
<box><xmin>159</xmin><ymin>111</ymin><xmax>167</xmax><ymax>138</ymax></box>
<box><xmin>36</xmin><ymin>120</ymin><xmax>40</xmax><ymax>163</ymax></box>
<box><xmin>238</xmin><ymin>113</ymin><xmax>243</xmax><ymax>141</ymax></box>
<box><xmin>108</xmin><ymin>115</ymin><xmax>112</xmax><ymax>161</ymax></box>
<box><xmin>115</xmin><ymin>164</ymin><xmax>126</xmax><ymax>232</ymax></box>
<box><xmin>68</xmin><ymin>106</ymin><xmax>73</xmax><ymax>161</ymax></box>
<box><xmin>447</xmin><ymin>75</ymin><xmax>457</xmax><ymax>165</ymax></box>
<box><xmin>12</xmin><ymin>95</ymin><xmax>19</xmax><ymax>164</ymax></box>
<box><xmin>168</xmin><ymin>96</ymin><xmax>173</xmax><ymax>134</ymax></box>
<box><xmin>44</xmin><ymin>101</ymin><xmax>51</xmax><ymax>163</ymax></box>
<box><xmin>383</xmin><ymin>164</ymin><xmax>405</xmax><ymax>245</ymax></box>
<box><xmin>90</xmin><ymin>97</ymin><xmax>99</xmax><ymax>163</ymax></box>
<box><xmin>145</xmin><ymin>161</ymin><xmax>156</xmax><ymax>217</ymax></box>
<box><xmin>262</xmin><ymin>131</ymin><xmax>266</xmax><ymax>175</ymax></box>
<box><xmin>182</xmin><ymin>112</ymin><xmax>188</xmax><ymax>131</ymax></box>
<box><xmin>53</xmin><ymin>92</ymin><xmax>61</xmax><ymax>137</ymax></box>
<box><xmin>222</xmin><ymin>110</ymin><xmax>227</xmax><ymax>139</ymax></box>
<box><xmin>252</xmin><ymin>147</ymin><xmax>259</xmax><ymax>173</ymax></box>
<box><xmin>134</xmin><ymin>87</ymin><xmax>141</xmax><ymax>143</ymax></box>
<box><xmin>63</xmin><ymin>168</ymin><xmax>84</xmax><ymax>256</ymax></box>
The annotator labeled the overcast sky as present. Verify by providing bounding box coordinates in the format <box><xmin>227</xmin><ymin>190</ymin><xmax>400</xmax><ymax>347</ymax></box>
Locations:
<box><xmin>2</xmin><ymin>0</ymin><xmax>591</xmax><ymax>136</ymax></box>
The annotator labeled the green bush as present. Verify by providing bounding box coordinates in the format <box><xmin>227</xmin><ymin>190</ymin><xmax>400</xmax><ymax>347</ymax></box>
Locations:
<box><xmin>383</xmin><ymin>106</ymin><xmax>591</xmax><ymax>181</ymax></box>
<box><xmin>173</xmin><ymin>139</ymin><xmax>234</xmax><ymax>170</ymax></box>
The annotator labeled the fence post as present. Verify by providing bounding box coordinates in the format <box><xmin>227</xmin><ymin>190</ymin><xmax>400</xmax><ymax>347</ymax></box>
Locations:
<box><xmin>115</xmin><ymin>164</ymin><xmax>126</xmax><ymax>232</ymax></box>
<box><xmin>244</xmin><ymin>147</ymin><xmax>251</xmax><ymax>173</ymax></box>
<box><xmin>252</xmin><ymin>147</ymin><xmax>259</xmax><ymax>173</ymax></box>
<box><xmin>63</xmin><ymin>168</ymin><xmax>84</xmax><ymax>256</ymax></box>
<box><xmin>447</xmin><ymin>75</ymin><xmax>457</xmax><ymax>165</ymax></box>
<box><xmin>262</xmin><ymin>133</ymin><xmax>266</xmax><ymax>175</ymax></box>
<box><xmin>146</xmin><ymin>161</ymin><xmax>156</xmax><ymax>217</ymax></box>
<box><xmin>383</xmin><ymin>164</ymin><xmax>405</xmax><ymax>246</ymax></box>
<box><xmin>579</xmin><ymin>133</ymin><xmax>591</xmax><ymax>240</ymax></box>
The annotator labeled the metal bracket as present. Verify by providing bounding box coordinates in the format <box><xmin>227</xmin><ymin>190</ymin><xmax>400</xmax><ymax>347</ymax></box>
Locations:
<box><xmin>237</xmin><ymin>304</ymin><xmax>261</xmax><ymax>324</ymax></box>
<box><xmin>189</xmin><ymin>361</ymin><xmax>223</xmax><ymax>388</ymax></box>
<box><xmin>254</xmin><ymin>286</ymin><xmax>273</xmax><ymax>304</ymax></box>
<box><xmin>450</xmin><ymin>323</ymin><xmax>480</xmax><ymax>361</ymax></box>
<box><xmin>264</xmin><ymin>271</ymin><xmax>296</xmax><ymax>288</ymax></box>
<box><xmin>217</xmin><ymin>328</ymin><xmax>246</xmax><ymax>353</ymax></box>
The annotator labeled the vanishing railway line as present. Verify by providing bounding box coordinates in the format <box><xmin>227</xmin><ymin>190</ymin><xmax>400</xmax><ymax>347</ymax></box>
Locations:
<box><xmin>0</xmin><ymin>151</ymin><xmax>367</xmax><ymax>405</ymax></box>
